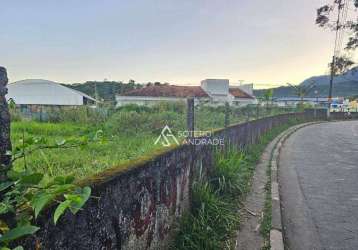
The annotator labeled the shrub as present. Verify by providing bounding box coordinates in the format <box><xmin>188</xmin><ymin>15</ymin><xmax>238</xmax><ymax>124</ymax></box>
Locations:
<box><xmin>116</xmin><ymin>104</ymin><xmax>152</xmax><ymax>113</ymax></box>
<box><xmin>47</xmin><ymin>106</ymin><xmax>108</xmax><ymax>125</ymax></box>
<box><xmin>104</xmin><ymin>111</ymin><xmax>150</xmax><ymax>135</ymax></box>
<box><xmin>105</xmin><ymin>109</ymin><xmax>186</xmax><ymax>136</ymax></box>
<box><xmin>152</xmin><ymin>101</ymin><xmax>186</xmax><ymax>113</ymax></box>
<box><xmin>9</xmin><ymin>108</ymin><xmax>23</xmax><ymax>122</ymax></box>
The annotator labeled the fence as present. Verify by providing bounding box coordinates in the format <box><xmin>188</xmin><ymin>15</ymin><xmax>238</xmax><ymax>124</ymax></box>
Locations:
<box><xmin>19</xmin><ymin>111</ymin><xmax>314</xmax><ymax>250</ymax></box>
<box><xmin>10</xmin><ymin>100</ymin><xmax>299</xmax><ymax>125</ymax></box>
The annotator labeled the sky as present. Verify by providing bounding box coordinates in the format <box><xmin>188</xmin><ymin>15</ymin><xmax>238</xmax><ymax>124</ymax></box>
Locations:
<box><xmin>1</xmin><ymin>0</ymin><xmax>336</xmax><ymax>88</ymax></box>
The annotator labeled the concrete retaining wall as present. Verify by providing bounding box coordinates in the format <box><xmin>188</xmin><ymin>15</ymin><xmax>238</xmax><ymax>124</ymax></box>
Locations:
<box><xmin>21</xmin><ymin>113</ymin><xmax>310</xmax><ymax>250</ymax></box>
<box><xmin>304</xmin><ymin>108</ymin><xmax>329</xmax><ymax>120</ymax></box>
<box><xmin>329</xmin><ymin>111</ymin><xmax>358</xmax><ymax>120</ymax></box>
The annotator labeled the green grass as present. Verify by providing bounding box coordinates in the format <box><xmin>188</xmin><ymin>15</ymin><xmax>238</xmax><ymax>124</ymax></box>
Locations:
<box><xmin>10</xmin><ymin>105</ymin><xmax>302</xmax><ymax>180</ymax></box>
<box><xmin>11</xmin><ymin>121</ymin><xmax>162</xmax><ymax>179</ymax></box>
<box><xmin>261</xmin><ymin>167</ymin><xmax>272</xmax><ymax>250</ymax></box>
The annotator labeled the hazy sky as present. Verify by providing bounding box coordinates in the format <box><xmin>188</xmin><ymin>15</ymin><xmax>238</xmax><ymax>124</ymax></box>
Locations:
<box><xmin>1</xmin><ymin>0</ymin><xmax>336</xmax><ymax>88</ymax></box>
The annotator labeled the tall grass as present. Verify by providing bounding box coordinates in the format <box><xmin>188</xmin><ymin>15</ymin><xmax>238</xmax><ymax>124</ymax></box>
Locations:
<box><xmin>10</xmin><ymin>121</ymin><xmax>162</xmax><ymax>178</ymax></box>
<box><xmin>173</xmin><ymin>182</ymin><xmax>239</xmax><ymax>250</ymax></box>
<box><xmin>212</xmin><ymin>149</ymin><xmax>253</xmax><ymax>198</ymax></box>
<box><xmin>173</xmin><ymin>117</ymin><xmax>307</xmax><ymax>250</ymax></box>
<box><xmin>10</xmin><ymin>103</ymin><xmax>303</xmax><ymax>179</ymax></box>
<box><xmin>173</xmin><ymin>147</ymin><xmax>255</xmax><ymax>250</ymax></box>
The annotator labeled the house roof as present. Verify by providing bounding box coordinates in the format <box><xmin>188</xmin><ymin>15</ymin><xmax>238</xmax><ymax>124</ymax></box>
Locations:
<box><xmin>122</xmin><ymin>85</ymin><xmax>209</xmax><ymax>98</ymax></box>
<box><xmin>229</xmin><ymin>88</ymin><xmax>254</xmax><ymax>99</ymax></box>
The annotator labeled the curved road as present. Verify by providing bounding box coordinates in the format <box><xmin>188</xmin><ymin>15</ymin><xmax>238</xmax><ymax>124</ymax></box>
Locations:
<box><xmin>279</xmin><ymin>121</ymin><xmax>358</xmax><ymax>250</ymax></box>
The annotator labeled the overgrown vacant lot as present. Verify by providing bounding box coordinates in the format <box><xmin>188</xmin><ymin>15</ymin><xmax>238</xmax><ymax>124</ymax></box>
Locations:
<box><xmin>10</xmin><ymin>104</ymin><xmax>294</xmax><ymax>179</ymax></box>
<box><xmin>11</xmin><ymin>121</ymin><xmax>161</xmax><ymax>179</ymax></box>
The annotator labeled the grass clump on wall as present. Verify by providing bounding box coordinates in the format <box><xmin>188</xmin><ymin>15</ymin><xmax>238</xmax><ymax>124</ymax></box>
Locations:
<box><xmin>173</xmin><ymin>147</ymin><xmax>257</xmax><ymax>250</ymax></box>
<box><xmin>174</xmin><ymin>182</ymin><xmax>238</xmax><ymax>249</ymax></box>
<box><xmin>173</xmin><ymin>117</ymin><xmax>307</xmax><ymax>250</ymax></box>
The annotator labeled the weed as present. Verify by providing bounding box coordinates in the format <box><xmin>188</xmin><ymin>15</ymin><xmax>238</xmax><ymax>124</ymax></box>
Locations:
<box><xmin>173</xmin><ymin>181</ymin><xmax>239</xmax><ymax>250</ymax></box>
<box><xmin>173</xmin><ymin>117</ymin><xmax>308</xmax><ymax>250</ymax></box>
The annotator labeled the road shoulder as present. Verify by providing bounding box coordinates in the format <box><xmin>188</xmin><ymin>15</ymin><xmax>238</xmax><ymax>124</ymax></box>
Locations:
<box><xmin>236</xmin><ymin>122</ymin><xmax>319</xmax><ymax>250</ymax></box>
<box><xmin>277</xmin><ymin>123</ymin><xmax>324</xmax><ymax>250</ymax></box>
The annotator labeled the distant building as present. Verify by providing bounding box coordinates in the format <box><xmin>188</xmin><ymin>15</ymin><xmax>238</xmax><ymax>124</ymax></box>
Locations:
<box><xmin>6</xmin><ymin>79</ymin><xmax>98</xmax><ymax>119</ymax></box>
<box><xmin>330</xmin><ymin>98</ymin><xmax>349</xmax><ymax>112</ymax></box>
<box><xmin>116</xmin><ymin>79</ymin><xmax>257</xmax><ymax>107</ymax></box>
<box><xmin>349</xmin><ymin>100</ymin><xmax>358</xmax><ymax>112</ymax></box>
<box><xmin>7</xmin><ymin>79</ymin><xmax>97</xmax><ymax>106</ymax></box>
<box><xmin>272</xmin><ymin>96</ymin><xmax>353</xmax><ymax>112</ymax></box>
<box><xmin>272</xmin><ymin>97</ymin><xmax>329</xmax><ymax>107</ymax></box>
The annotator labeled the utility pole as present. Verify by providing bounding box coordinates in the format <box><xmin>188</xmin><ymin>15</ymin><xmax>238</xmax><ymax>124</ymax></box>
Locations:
<box><xmin>328</xmin><ymin>0</ymin><xmax>344</xmax><ymax>106</ymax></box>
<box><xmin>328</xmin><ymin>55</ymin><xmax>335</xmax><ymax>103</ymax></box>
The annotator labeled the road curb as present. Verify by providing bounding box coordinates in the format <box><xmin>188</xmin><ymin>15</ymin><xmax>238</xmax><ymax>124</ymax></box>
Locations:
<box><xmin>269</xmin><ymin>122</ymin><xmax>321</xmax><ymax>250</ymax></box>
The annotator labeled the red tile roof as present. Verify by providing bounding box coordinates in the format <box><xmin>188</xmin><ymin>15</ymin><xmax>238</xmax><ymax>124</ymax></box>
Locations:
<box><xmin>122</xmin><ymin>85</ymin><xmax>209</xmax><ymax>98</ymax></box>
<box><xmin>229</xmin><ymin>88</ymin><xmax>254</xmax><ymax>99</ymax></box>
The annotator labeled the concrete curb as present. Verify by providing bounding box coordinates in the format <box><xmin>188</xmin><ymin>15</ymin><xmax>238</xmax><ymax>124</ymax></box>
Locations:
<box><xmin>269</xmin><ymin>122</ymin><xmax>322</xmax><ymax>250</ymax></box>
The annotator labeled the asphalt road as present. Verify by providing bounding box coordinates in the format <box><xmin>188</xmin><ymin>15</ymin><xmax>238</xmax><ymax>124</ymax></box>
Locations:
<box><xmin>279</xmin><ymin>121</ymin><xmax>358</xmax><ymax>250</ymax></box>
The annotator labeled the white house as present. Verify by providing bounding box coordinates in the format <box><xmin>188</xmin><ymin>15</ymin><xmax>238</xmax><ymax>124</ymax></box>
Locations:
<box><xmin>116</xmin><ymin>79</ymin><xmax>257</xmax><ymax>107</ymax></box>
<box><xmin>200</xmin><ymin>79</ymin><xmax>230</xmax><ymax>103</ymax></box>
<box><xmin>7</xmin><ymin>79</ymin><xmax>96</xmax><ymax>106</ymax></box>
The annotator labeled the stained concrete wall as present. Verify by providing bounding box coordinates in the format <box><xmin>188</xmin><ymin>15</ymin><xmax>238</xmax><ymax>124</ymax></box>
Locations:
<box><xmin>21</xmin><ymin>113</ymin><xmax>310</xmax><ymax>250</ymax></box>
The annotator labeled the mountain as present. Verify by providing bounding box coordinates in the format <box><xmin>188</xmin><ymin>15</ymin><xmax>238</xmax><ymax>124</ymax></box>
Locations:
<box><xmin>301</xmin><ymin>67</ymin><xmax>358</xmax><ymax>86</ymax></box>
<box><xmin>254</xmin><ymin>67</ymin><xmax>358</xmax><ymax>98</ymax></box>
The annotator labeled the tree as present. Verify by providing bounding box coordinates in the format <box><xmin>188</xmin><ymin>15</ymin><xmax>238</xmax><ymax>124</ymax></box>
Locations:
<box><xmin>0</xmin><ymin>66</ymin><xmax>11</xmax><ymax>182</ymax></box>
<box><xmin>316</xmin><ymin>0</ymin><xmax>358</xmax><ymax>73</ymax></box>
<box><xmin>128</xmin><ymin>79</ymin><xmax>136</xmax><ymax>88</ymax></box>
<box><xmin>287</xmin><ymin>82</ymin><xmax>316</xmax><ymax>106</ymax></box>
<box><xmin>263</xmin><ymin>89</ymin><xmax>273</xmax><ymax>107</ymax></box>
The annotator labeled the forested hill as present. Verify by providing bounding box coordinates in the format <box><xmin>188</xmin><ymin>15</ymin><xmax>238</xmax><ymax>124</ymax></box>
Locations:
<box><xmin>254</xmin><ymin>68</ymin><xmax>358</xmax><ymax>98</ymax></box>
<box><xmin>64</xmin><ymin>81</ymin><xmax>171</xmax><ymax>101</ymax></box>
<box><xmin>64</xmin><ymin>80</ymin><xmax>142</xmax><ymax>101</ymax></box>
<box><xmin>254</xmin><ymin>81</ymin><xmax>358</xmax><ymax>98</ymax></box>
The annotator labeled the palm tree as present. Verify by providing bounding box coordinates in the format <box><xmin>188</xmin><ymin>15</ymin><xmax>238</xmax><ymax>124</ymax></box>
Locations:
<box><xmin>287</xmin><ymin>82</ymin><xmax>316</xmax><ymax>107</ymax></box>
<box><xmin>263</xmin><ymin>89</ymin><xmax>273</xmax><ymax>113</ymax></box>
<box><xmin>263</xmin><ymin>89</ymin><xmax>273</xmax><ymax>106</ymax></box>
